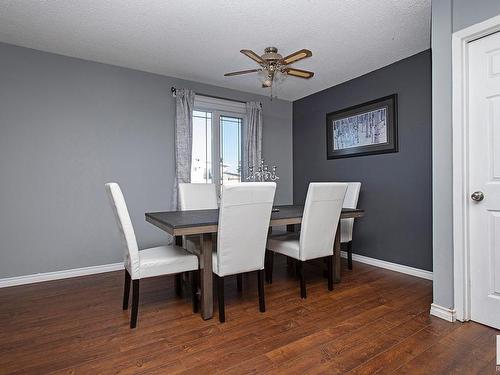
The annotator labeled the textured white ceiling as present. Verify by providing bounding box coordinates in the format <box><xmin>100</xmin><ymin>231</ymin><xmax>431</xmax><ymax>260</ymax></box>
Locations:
<box><xmin>0</xmin><ymin>0</ymin><xmax>430</xmax><ymax>101</ymax></box>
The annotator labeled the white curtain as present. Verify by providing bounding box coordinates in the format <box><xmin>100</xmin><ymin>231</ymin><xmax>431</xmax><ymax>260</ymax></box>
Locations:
<box><xmin>243</xmin><ymin>102</ymin><xmax>263</xmax><ymax>180</ymax></box>
<box><xmin>172</xmin><ymin>89</ymin><xmax>196</xmax><ymax>210</ymax></box>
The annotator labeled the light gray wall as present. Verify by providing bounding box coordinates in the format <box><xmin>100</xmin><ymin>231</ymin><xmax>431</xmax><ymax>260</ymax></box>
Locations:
<box><xmin>293</xmin><ymin>50</ymin><xmax>432</xmax><ymax>271</ymax></box>
<box><xmin>431</xmin><ymin>0</ymin><xmax>454</xmax><ymax>310</ymax></box>
<box><xmin>0</xmin><ymin>42</ymin><xmax>292</xmax><ymax>278</ymax></box>
<box><xmin>452</xmin><ymin>0</ymin><xmax>500</xmax><ymax>32</ymax></box>
<box><xmin>431</xmin><ymin>0</ymin><xmax>500</xmax><ymax>309</ymax></box>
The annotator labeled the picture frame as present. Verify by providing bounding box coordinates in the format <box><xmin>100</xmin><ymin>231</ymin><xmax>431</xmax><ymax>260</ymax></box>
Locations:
<box><xmin>326</xmin><ymin>94</ymin><xmax>398</xmax><ymax>159</ymax></box>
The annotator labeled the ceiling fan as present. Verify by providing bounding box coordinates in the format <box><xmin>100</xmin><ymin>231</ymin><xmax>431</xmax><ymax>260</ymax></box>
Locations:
<box><xmin>224</xmin><ymin>47</ymin><xmax>314</xmax><ymax>93</ymax></box>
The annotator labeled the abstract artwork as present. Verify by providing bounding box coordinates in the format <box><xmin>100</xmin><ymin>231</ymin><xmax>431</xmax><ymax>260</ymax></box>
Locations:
<box><xmin>333</xmin><ymin>108</ymin><xmax>387</xmax><ymax>150</ymax></box>
<box><xmin>326</xmin><ymin>95</ymin><xmax>398</xmax><ymax>159</ymax></box>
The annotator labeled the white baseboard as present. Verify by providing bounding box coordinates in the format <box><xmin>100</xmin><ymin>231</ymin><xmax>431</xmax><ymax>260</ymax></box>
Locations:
<box><xmin>430</xmin><ymin>303</ymin><xmax>456</xmax><ymax>322</ymax></box>
<box><xmin>0</xmin><ymin>252</ymin><xmax>433</xmax><ymax>288</ymax></box>
<box><xmin>0</xmin><ymin>262</ymin><xmax>124</xmax><ymax>288</ymax></box>
<box><xmin>341</xmin><ymin>251</ymin><xmax>433</xmax><ymax>280</ymax></box>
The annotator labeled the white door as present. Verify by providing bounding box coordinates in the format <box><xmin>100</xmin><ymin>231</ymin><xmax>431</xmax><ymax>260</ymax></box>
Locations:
<box><xmin>469</xmin><ymin>31</ymin><xmax>500</xmax><ymax>329</ymax></box>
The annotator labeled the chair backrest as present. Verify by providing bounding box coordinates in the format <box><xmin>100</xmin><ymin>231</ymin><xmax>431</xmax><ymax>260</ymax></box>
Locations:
<box><xmin>178</xmin><ymin>183</ymin><xmax>218</xmax><ymax>211</ymax></box>
<box><xmin>105</xmin><ymin>183</ymin><xmax>140</xmax><ymax>279</ymax></box>
<box><xmin>341</xmin><ymin>182</ymin><xmax>362</xmax><ymax>243</ymax></box>
<box><xmin>299</xmin><ymin>182</ymin><xmax>348</xmax><ymax>261</ymax></box>
<box><xmin>216</xmin><ymin>182</ymin><xmax>276</xmax><ymax>276</ymax></box>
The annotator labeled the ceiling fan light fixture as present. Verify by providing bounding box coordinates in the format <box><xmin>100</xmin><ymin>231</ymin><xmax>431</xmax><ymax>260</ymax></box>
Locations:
<box><xmin>258</xmin><ymin>69</ymin><xmax>273</xmax><ymax>87</ymax></box>
<box><xmin>225</xmin><ymin>46</ymin><xmax>314</xmax><ymax>98</ymax></box>
<box><xmin>274</xmin><ymin>69</ymin><xmax>287</xmax><ymax>82</ymax></box>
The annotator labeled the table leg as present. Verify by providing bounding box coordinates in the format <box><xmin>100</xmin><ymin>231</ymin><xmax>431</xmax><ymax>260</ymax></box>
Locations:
<box><xmin>200</xmin><ymin>233</ymin><xmax>213</xmax><ymax>320</ymax></box>
<box><xmin>334</xmin><ymin>221</ymin><xmax>341</xmax><ymax>283</ymax></box>
<box><xmin>174</xmin><ymin>236</ymin><xmax>184</xmax><ymax>296</ymax></box>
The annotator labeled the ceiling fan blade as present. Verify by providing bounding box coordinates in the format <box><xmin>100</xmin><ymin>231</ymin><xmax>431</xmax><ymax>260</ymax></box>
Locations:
<box><xmin>285</xmin><ymin>68</ymin><xmax>314</xmax><ymax>79</ymax></box>
<box><xmin>224</xmin><ymin>69</ymin><xmax>262</xmax><ymax>77</ymax></box>
<box><xmin>240</xmin><ymin>49</ymin><xmax>265</xmax><ymax>64</ymax></box>
<box><xmin>281</xmin><ymin>49</ymin><xmax>312</xmax><ymax>65</ymax></box>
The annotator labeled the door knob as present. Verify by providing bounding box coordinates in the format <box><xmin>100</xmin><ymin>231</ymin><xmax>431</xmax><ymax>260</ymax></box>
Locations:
<box><xmin>471</xmin><ymin>191</ymin><xmax>484</xmax><ymax>202</ymax></box>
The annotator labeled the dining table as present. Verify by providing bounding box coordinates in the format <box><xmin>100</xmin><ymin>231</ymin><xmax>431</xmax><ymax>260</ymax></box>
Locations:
<box><xmin>145</xmin><ymin>205</ymin><xmax>365</xmax><ymax>320</ymax></box>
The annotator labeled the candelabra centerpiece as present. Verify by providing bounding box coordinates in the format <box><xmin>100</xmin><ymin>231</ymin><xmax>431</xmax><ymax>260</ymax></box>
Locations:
<box><xmin>246</xmin><ymin>159</ymin><xmax>279</xmax><ymax>182</ymax></box>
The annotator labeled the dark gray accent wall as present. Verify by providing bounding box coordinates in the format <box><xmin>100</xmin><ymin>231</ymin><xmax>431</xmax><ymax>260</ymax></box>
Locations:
<box><xmin>293</xmin><ymin>50</ymin><xmax>432</xmax><ymax>271</ymax></box>
<box><xmin>0</xmin><ymin>42</ymin><xmax>292</xmax><ymax>278</ymax></box>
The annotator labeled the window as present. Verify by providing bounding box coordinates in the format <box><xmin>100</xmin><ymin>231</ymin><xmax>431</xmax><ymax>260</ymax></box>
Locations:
<box><xmin>191</xmin><ymin>110</ymin><xmax>213</xmax><ymax>183</ymax></box>
<box><xmin>191</xmin><ymin>96</ymin><xmax>246</xmax><ymax>190</ymax></box>
<box><xmin>220</xmin><ymin>116</ymin><xmax>242</xmax><ymax>184</ymax></box>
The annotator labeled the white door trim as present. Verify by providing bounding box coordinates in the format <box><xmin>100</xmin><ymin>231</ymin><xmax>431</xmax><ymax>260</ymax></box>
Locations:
<box><xmin>452</xmin><ymin>14</ymin><xmax>500</xmax><ymax>322</ymax></box>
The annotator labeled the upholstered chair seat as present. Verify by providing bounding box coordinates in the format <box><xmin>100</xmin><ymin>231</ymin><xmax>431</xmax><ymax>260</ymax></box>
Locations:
<box><xmin>136</xmin><ymin>246</ymin><xmax>198</xmax><ymax>279</ymax></box>
<box><xmin>266</xmin><ymin>232</ymin><xmax>300</xmax><ymax>259</ymax></box>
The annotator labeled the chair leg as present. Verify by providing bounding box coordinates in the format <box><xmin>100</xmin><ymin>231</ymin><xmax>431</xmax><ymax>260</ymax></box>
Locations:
<box><xmin>264</xmin><ymin>250</ymin><xmax>269</xmax><ymax>282</ymax></box>
<box><xmin>175</xmin><ymin>274</ymin><xmax>183</xmax><ymax>297</ymax></box>
<box><xmin>264</xmin><ymin>250</ymin><xmax>269</xmax><ymax>283</ymax></box>
<box><xmin>298</xmin><ymin>261</ymin><xmax>306</xmax><ymax>299</ymax></box>
<box><xmin>327</xmin><ymin>255</ymin><xmax>334</xmax><ymax>291</ymax></box>
<box><xmin>191</xmin><ymin>270</ymin><xmax>199</xmax><ymax>313</ymax></box>
<box><xmin>237</xmin><ymin>274</ymin><xmax>243</xmax><ymax>292</ymax></box>
<box><xmin>287</xmin><ymin>257</ymin><xmax>294</xmax><ymax>274</ymax></box>
<box><xmin>347</xmin><ymin>241</ymin><xmax>353</xmax><ymax>270</ymax></box>
<box><xmin>130</xmin><ymin>279</ymin><xmax>140</xmax><ymax>329</ymax></box>
<box><xmin>258</xmin><ymin>269</ymin><xmax>266</xmax><ymax>312</ymax></box>
<box><xmin>217</xmin><ymin>275</ymin><xmax>225</xmax><ymax>323</ymax></box>
<box><xmin>123</xmin><ymin>269</ymin><xmax>131</xmax><ymax>310</ymax></box>
<box><xmin>266</xmin><ymin>250</ymin><xmax>274</xmax><ymax>284</ymax></box>
<box><xmin>295</xmin><ymin>260</ymin><xmax>301</xmax><ymax>279</ymax></box>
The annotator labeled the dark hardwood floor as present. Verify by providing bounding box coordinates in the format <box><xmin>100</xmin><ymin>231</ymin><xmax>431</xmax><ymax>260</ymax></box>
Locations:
<box><xmin>0</xmin><ymin>257</ymin><xmax>497</xmax><ymax>374</ymax></box>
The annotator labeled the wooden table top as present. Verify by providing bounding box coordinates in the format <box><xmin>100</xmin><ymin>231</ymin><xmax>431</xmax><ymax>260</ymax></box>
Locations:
<box><xmin>145</xmin><ymin>205</ymin><xmax>364</xmax><ymax>236</ymax></box>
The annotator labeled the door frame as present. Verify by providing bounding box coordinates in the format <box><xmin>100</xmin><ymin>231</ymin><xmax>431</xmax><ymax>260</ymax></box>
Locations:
<box><xmin>452</xmin><ymin>14</ymin><xmax>500</xmax><ymax>322</ymax></box>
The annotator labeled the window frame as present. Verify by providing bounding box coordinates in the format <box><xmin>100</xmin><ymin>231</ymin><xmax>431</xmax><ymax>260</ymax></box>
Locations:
<box><xmin>191</xmin><ymin>110</ymin><xmax>213</xmax><ymax>184</ymax></box>
<box><xmin>192</xmin><ymin>95</ymin><xmax>247</xmax><ymax>193</ymax></box>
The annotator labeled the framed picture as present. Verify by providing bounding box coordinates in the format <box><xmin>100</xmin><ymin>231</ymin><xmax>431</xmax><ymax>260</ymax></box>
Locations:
<box><xmin>326</xmin><ymin>94</ymin><xmax>398</xmax><ymax>159</ymax></box>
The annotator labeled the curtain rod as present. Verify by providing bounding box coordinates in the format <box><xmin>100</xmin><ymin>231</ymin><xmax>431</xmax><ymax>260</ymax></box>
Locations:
<box><xmin>171</xmin><ymin>86</ymin><xmax>259</xmax><ymax>106</ymax></box>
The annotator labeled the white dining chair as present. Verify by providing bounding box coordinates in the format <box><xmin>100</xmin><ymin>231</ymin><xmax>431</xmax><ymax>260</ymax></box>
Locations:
<box><xmin>105</xmin><ymin>182</ymin><xmax>199</xmax><ymax>328</ymax></box>
<box><xmin>213</xmin><ymin>182</ymin><xmax>276</xmax><ymax>322</ymax></box>
<box><xmin>341</xmin><ymin>182</ymin><xmax>361</xmax><ymax>270</ymax></box>
<box><xmin>178</xmin><ymin>183</ymin><xmax>218</xmax><ymax>252</ymax></box>
<box><xmin>266</xmin><ymin>182</ymin><xmax>347</xmax><ymax>298</ymax></box>
<box><xmin>178</xmin><ymin>183</ymin><xmax>218</xmax><ymax>211</ymax></box>
<box><xmin>176</xmin><ymin>183</ymin><xmax>218</xmax><ymax>297</ymax></box>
